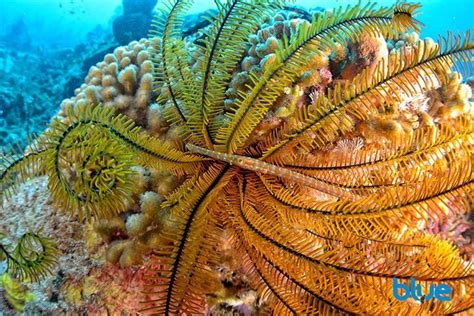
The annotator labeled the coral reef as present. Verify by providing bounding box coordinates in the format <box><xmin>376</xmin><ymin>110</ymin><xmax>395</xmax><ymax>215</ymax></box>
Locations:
<box><xmin>0</xmin><ymin>34</ymin><xmax>117</xmax><ymax>151</ymax></box>
<box><xmin>0</xmin><ymin>177</ymin><xmax>149</xmax><ymax>313</ymax></box>
<box><xmin>1</xmin><ymin>1</ymin><xmax>473</xmax><ymax>315</ymax></box>
<box><xmin>222</xmin><ymin>7</ymin><xmax>322</xmax><ymax>113</ymax></box>
<box><xmin>59</xmin><ymin>38</ymin><xmax>157</xmax><ymax>128</ymax></box>
<box><xmin>0</xmin><ymin>47</ymin><xmax>73</xmax><ymax>149</ymax></box>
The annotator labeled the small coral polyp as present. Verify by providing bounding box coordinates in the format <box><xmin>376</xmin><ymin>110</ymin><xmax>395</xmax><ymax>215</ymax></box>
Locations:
<box><xmin>1</xmin><ymin>0</ymin><xmax>473</xmax><ymax>314</ymax></box>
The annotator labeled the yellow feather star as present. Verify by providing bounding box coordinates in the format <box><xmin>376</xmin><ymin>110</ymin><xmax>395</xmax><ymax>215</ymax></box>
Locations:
<box><xmin>1</xmin><ymin>0</ymin><xmax>473</xmax><ymax>314</ymax></box>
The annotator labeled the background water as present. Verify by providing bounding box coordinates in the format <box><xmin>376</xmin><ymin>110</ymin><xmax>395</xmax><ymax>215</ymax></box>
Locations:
<box><xmin>0</xmin><ymin>0</ymin><xmax>472</xmax><ymax>149</ymax></box>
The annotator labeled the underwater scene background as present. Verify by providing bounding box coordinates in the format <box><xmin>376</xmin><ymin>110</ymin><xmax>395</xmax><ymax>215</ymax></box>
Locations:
<box><xmin>0</xmin><ymin>0</ymin><xmax>473</xmax><ymax>314</ymax></box>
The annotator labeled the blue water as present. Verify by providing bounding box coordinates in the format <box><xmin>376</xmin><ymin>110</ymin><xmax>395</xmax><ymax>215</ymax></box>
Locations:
<box><xmin>1</xmin><ymin>0</ymin><xmax>472</xmax><ymax>48</ymax></box>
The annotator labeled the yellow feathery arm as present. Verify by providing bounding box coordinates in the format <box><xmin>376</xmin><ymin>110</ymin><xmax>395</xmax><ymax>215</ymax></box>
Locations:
<box><xmin>279</xmin><ymin>115</ymin><xmax>471</xmax><ymax>170</ymax></box>
<box><xmin>1</xmin><ymin>135</ymin><xmax>47</xmax><ymax>205</ymax></box>
<box><xmin>174</xmin><ymin>201</ymin><xmax>228</xmax><ymax>313</ymax></box>
<box><xmin>248</xmin><ymin>248</ymin><xmax>358</xmax><ymax>314</ymax></box>
<box><xmin>285</xmin><ymin>126</ymin><xmax>472</xmax><ymax>193</ymax></box>
<box><xmin>37</xmin><ymin>104</ymin><xmax>204</xmax><ymax>220</ymax></box>
<box><xmin>215</xmin><ymin>2</ymin><xmax>421</xmax><ymax>154</ymax></box>
<box><xmin>223</xmin><ymin>183</ymin><xmax>300</xmax><ymax>315</ymax></box>
<box><xmin>242</xmin><ymin>253</ymin><xmax>298</xmax><ymax>315</ymax></box>
<box><xmin>229</xmin><ymin>179</ymin><xmax>397</xmax><ymax>314</ymax></box>
<box><xmin>239</xmin><ymin>214</ymin><xmax>473</xmax><ymax>314</ymax></box>
<box><xmin>140</xmin><ymin>163</ymin><xmax>234</xmax><ymax>314</ymax></box>
<box><xmin>224</xmin><ymin>182</ymin><xmax>359</xmax><ymax>314</ymax></box>
<box><xmin>262</xmin><ymin>32</ymin><xmax>473</xmax><ymax>160</ymax></box>
<box><xmin>1</xmin><ymin>233</ymin><xmax>58</xmax><ymax>282</ymax></box>
<box><xmin>236</xmin><ymin>248</ymin><xmax>297</xmax><ymax>315</ymax></box>
<box><xmin>149</xmin><ymin>0</ymin><xmax>195</xmax><ymax>127</ymax></box>
<box><xmin>231</xmin><ymin>177</ymin><xmax>473</xmax><ymax>314</ymax></box>
<box><xmin>393</xmin><ymin>2</ymin><xmax>424</xmax><ymax>33</ymax></box>
<box><xmin>252</xmin><ymin>167</ymin><xmax>472</xmax><ymax>239</ymax></box>
<box><xmin>187</xmin><ymin>0</ymin><xmax>284</xmax><ymax>147</ymax></box>
<box><xmin>245</xmin><ymin>187</ymin><xmax>462</xmax><ymax>282</ymax></box>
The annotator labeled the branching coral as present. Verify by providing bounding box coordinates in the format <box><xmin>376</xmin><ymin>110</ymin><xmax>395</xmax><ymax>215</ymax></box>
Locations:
<box><xmin>1</xmin><ymin>0</ymin><xmax>473</xmax><ymax>314</ymax></box>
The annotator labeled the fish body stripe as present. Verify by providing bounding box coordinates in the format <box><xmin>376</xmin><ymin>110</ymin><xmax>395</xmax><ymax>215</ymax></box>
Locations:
<box><xmin>186</xmin><ymin>144</ymin><xmax>356</xmax><ymax>200</ymax></box>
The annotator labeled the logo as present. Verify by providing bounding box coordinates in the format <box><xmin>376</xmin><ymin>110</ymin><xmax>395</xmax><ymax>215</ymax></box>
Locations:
<box><xmin>392</xmin><ymin>278</ymin><xmax>452</xmax><ymax>302</ymax></box>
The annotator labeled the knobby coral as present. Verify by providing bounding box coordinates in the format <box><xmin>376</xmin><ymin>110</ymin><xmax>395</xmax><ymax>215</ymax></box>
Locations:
<box><xmin>1</xmin><ymin>0</ymin><xmax>473</xmax><ymax>314</ymax></box>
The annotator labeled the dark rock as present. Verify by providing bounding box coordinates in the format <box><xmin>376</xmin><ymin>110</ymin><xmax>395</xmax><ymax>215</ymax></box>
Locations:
<box><xmin>81</xmin><ymin>45</ymin><xmax>116</xmax><ymax>72</ymax></box>
<box><xmin>74</xmin><ymin>43</ymin><xmax>87</xmax><ymax>55</ymax></box>
<box><xmin>182</xmin><ymin>9</ymin><xmax>218</xmax><ymax>37</ymax></box>
<box><xmin>309</xmin><ymin>6</ymin><xmax>325</xmax><ymax>14</ymax></box>
<box><xmin>2</xmin><ymin>18</ymin><xmax>31</xmax><ymax>51</ymax></box>
<box><xmin>113</xmin><ymin>0</ymin><xmax>158</xmax><ymax>45</ymax></box>
<box><xmin>123</xmin><ymin>0</ymin><xmax>158</xmax><ymax>15</ymax></box>
<box><xmin>63</xmin><ymin>75</ymin><xmax>84</xmax><ymax>99</ymax></box>
<box><xmin>113</xmin><ymin>13</ymin><xmax>153</xmax><ymax>45</ymax></box>
<box><xmin>465</xmin><ymin>76</ymin><xmax>474</xmax><ymax>89</ymax></box>
<box><xmin>283</xmin><ymin>4</ymin><xmax>312</xmax><ymax>20</ymax></box>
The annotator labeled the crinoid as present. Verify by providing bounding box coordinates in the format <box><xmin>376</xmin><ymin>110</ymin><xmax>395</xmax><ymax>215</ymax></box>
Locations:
<box><xmin>0</xmin><ymin>232</ymin><xmax>58</xmax><ymax>282</ymax></box>
<box><xmin>1</xmin><ymin>0</ymin><xmax>473</xmax><ymax>314</ymax></box>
